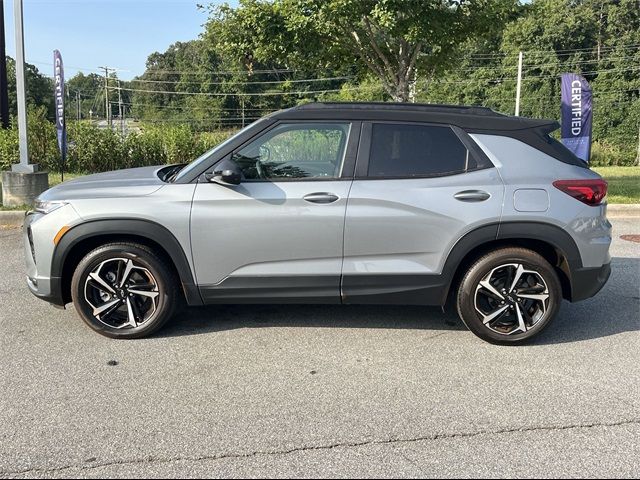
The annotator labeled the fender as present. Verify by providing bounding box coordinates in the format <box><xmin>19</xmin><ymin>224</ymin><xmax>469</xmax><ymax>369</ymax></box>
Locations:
<box><xmin>52</xmin><ymin>218</ymin><xmax>203</xmax><ymax>306</ymax></box>
<box><xmin>440</xmin><ymin>221</ymin><xmax>583</xmax><ymax>303</ymax></box>
<box><xmin>496</xmin><ymin>222</ymin><xmax>582</xmax><ymax>269</ymax></box>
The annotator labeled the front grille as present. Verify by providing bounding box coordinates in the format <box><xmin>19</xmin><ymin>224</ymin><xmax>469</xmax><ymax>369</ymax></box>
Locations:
<box><xmin>27</xmin><ymin>226</ymin><xmax>36</xmax><ymax>265</ymax></box>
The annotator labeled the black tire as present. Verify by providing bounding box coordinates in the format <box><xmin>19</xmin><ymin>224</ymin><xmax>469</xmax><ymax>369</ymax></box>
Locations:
<box><xmin>456</xmin><ymin>247</ymin><xmax>562</xmax><ymax>345</ymax></box>
<box><xmin>71</xmin><ymin>242</ymin><xmax>178</xmax><ymax>339</ymax></box>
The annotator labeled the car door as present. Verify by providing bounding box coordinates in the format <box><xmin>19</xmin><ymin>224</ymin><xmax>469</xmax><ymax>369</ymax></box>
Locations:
<box><xmin>191</xmin><ymin>121</ymin><xmax>360</xmax><ymax>304</ymax></box>
<box><xmin>342</xmin><ymin>121</ymin><xmax>504</xmax><ymax>304</ymax></box>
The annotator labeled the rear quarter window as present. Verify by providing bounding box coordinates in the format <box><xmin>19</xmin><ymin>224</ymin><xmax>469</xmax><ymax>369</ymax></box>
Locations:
<box><xmin>368</xmin><ymin>123</ymin><xmax>481</xmax><ymax>178</ymax></box>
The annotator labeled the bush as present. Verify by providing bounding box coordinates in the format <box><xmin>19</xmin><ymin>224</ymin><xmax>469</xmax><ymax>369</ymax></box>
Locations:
<box><xmin>1</xmin><ymin>113</ymin><xmax>239</xmax><ymax>174</ymax></box>
<box><xmin>0</xmin><ymin>106</ymin><xmax>59</xmax><ymax>171</ymax></box>
<box><xmin>590</xmin><ymin>141</ymin><xmax>636</xmax><ymax>167</ymax></box>
<box><xmin>0</xmin><ymin>123</ymin><xmax>19</xmax><ymax>171</ymax></box>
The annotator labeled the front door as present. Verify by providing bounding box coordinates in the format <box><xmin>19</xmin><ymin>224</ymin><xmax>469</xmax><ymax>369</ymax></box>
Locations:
<box><xmin>190</xmin><ymin>121</ymin><xmax>358</xmax><ymax>303</ymax></box>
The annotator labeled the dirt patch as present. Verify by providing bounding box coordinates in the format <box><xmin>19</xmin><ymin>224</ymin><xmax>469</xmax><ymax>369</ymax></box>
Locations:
<box><xmin>620</xmin><ymin>234</ymin><xmax>640</xmax><ymax>243</ymax></box>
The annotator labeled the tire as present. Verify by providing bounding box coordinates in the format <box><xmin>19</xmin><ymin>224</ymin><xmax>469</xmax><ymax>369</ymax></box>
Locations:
<box><xmin>456</xmin><ymin>247</ymin><xmax>562</xmax><ymax>345</ymax></box>
<box><xmin>71</xmin><ymin>242</ymin><xmax>178</xmax><ymax>339</ymax></box>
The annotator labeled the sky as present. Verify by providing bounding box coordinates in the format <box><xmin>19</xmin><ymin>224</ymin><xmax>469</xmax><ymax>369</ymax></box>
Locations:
<box><xmin>2</xmin><ymin>0</ymin><xmax>233</xmax><ymax>80</ymax></box>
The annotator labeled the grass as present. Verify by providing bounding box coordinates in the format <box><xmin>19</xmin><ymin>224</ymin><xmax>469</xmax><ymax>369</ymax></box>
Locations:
<box><xmin>592</xmin><ymin>166</ymin><xmax>640</xmax><ymax>204</ymax></box>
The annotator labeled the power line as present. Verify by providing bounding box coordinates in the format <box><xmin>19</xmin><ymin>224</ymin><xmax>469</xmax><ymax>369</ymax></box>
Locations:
<box><xmin>126</xmin><ymin>75</ymin><xmax>354</xmax><ymax>86</ymax></box>
<box><xmin>466</xmin><ymin>43</ymin><xmax>640</xmax><ymax>59</ymax></box>
<box><xmin>117</xmin><ymin>86</ymin><xmax>358</xmax><ymax>96</ymax></box>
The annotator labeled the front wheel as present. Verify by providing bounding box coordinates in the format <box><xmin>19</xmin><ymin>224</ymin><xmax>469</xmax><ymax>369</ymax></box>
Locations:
<box><xmin>71</xmin><ymin>243</ymin><xmax>178</xmax><ymax>339</ymax></box>
<box><xmin>456</xmin><ymin>247</ymin><xmax>562</xmax><ymax>345</ymax></box>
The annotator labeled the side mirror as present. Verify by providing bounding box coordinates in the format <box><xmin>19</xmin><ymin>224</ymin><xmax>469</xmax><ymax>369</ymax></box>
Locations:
<box><xmin>205</xmin><ymin>158</ymin><xmax>242</xmax><ymax>186</ymax></box>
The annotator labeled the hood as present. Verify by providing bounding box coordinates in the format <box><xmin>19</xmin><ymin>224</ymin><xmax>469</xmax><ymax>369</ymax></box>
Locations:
<box><xmin>39</xmin><ymin>166</ymin><xmax>166</xmax><ymax>201</ymax></box>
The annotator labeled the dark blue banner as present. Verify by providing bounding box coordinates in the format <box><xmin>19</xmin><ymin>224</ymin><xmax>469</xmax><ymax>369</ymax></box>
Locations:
<box><xmin>561</xmin><ymin>73</ymin><xmax>592</xmax><ymax>163</ymax></box>
<box><xmin>53</xmin><ymin>49</ymin><xmax>67</xmax><ymax>168</ymax></box>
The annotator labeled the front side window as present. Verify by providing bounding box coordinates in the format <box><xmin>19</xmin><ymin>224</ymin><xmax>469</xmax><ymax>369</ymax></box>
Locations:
<box><xmin>368</xmin><ymin>123</ymin><xmax>478</xmax><ymax>178</ymax></box>
<box><xmin>232</xmin><ymin>123</ymin><xmax>351</xmax><ymax>180</ymax></box>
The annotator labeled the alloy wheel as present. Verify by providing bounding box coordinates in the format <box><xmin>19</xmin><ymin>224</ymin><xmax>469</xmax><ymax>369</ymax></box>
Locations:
<box><xmin>473</xmin><ymin>263</ymin><xmax>550</xmax><ymax>336</ymax></box>
<box><xmin>84</xmin><ymin>257</ymin><xmax>160</xmax><ymax>330</ymax></box>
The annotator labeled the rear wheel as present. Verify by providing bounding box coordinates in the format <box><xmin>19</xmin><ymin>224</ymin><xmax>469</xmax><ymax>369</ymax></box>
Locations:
<box><xmin>456</xmin><ymin>247</ymin><xmax>562</xmax><ymax>345</ymax></box>
<box><xmin>71</xmin><ymin>243</ymin><xmax>178</xmax><ymax>339</ymax></box>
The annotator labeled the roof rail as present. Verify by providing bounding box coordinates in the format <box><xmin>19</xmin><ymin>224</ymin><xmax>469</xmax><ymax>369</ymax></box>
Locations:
<box><xmin>295</xmin><ymin>102</ymin><xmax>506</xmax><ymax>117</ymax></box>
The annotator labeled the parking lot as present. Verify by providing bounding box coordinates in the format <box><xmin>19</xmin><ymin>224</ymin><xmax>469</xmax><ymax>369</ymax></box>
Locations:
<box><xmin>0</xmin><ymin>217</ymin><xmax>638</xmax><ymax>478</ymax></box>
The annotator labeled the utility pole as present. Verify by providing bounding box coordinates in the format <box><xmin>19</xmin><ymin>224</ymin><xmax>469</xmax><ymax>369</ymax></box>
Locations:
<box><xmin>515</xmin><ymin>51</ymin><xmax>523</xmax><ymax>116</ymax></box>
<box><xmin>117</xmin><ymin>79</ymin><xmax>124</xmax><ymax>135</ymax></box>
<box><xmin>241</xmin><ymin>98</ymin><xmax>245</xmax><ymax>128</ymax></box>
<box><xmin>100</xmin><ymin>66</ymin><xmax>111</xmax><ymax>127</ymax></box>
<box><xmin>76</xmin><ymin>90</ymin><xmax>80</xmax><ymax>121</ymax></box>
<box><xmin>0</xmin><ymin>0</ymin><xmax>10</xmax><ymax>129</ymax></box>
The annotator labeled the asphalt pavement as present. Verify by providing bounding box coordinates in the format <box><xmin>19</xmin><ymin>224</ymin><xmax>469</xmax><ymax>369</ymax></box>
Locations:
<box><xmin>0</xmin><ymin>218</ymin><xmax>638</xmax><ymax>478</ymax></box>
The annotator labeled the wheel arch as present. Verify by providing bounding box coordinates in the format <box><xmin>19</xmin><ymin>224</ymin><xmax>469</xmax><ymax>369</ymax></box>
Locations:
<box><xmin>443</xmin><ymin>222</ymin><xmax>583</xmax><ymax>303</ymax></box>
<box><xmin>53</xmin><ymin>219</ymin><xmax>202</xmax><ymax>306</ymax></box>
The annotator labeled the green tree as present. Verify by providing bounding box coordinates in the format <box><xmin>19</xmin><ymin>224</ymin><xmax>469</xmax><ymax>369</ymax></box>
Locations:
<box><xmin>205</xmin><ymin>0</ymin><xmax>518</xmax><ymax>102</ymax></box>
<box><xmin>5</xmin><ymin>56</ymin><xmax>54</xmax><ymax>119</ymax></box>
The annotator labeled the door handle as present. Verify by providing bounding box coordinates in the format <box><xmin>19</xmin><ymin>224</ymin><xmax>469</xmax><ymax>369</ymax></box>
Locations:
<box><xmin>454</xmin><ymin>190</ymin><xmax>491</xmax><ymax>202</ymax></box>
<box><xmin>303</xmin><ymin>192</ymin><xmax>339</xmax><ymax>204</ymax></box>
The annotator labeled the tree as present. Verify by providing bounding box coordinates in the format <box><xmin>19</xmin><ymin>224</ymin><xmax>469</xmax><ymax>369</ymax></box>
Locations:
<box><xmin>5</xmin><ymin>56</ymin><xmax>54</xmax><ymax>119</ymax></box>
<box><xmin>66</xmin><ymin>72</ymin><xmax>104</xmax><ymax>120</ymax></box>
<box><xmin>205</xmin><ymin>0</ymin><xmax>518</xmax><ymax>102</ymax></box>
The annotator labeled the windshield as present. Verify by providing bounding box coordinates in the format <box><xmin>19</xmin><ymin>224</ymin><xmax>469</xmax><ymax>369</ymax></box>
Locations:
<box><xmin>172</xmin><ymin>122</ymin><xmax>258</xmax><ymax>182</ymax></box>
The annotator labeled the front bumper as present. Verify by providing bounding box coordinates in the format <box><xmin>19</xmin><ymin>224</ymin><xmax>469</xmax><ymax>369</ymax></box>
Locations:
<box><xmin>26</xmin><ymin>275</ymin><xmax>66</xmax><ymax>307</ymax></box>
<box><xmin>569</xmin><ymin>261</ymin><xmax>611</xmax><ymax>302</ymax></box>
<box><xmin>24</xmin><ymin>205</ymin><xmax>80</xmax><ymax>308</ymax></box>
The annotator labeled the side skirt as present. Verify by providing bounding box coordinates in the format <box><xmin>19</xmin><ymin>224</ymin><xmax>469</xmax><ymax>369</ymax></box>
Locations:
<box><xmin>200</xmin><ymin>275</ymin><xmax>341</xmax><ymax>304</ymax></box>
<box><xmin>199</xmin><ymin>274</ymin><xmax>447</xmax><ymax>306</ymax></box>
<box><xmin>341</xmin><ymin>274</ymin><xmax>447</xmax><ymax>305</ymax></box>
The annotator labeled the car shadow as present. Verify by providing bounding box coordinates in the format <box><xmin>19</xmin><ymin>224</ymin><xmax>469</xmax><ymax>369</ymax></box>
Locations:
<box><xmin>159</xmin><ymin>257</ymin><xmax>639</xmax><ymax>345</ymax></box>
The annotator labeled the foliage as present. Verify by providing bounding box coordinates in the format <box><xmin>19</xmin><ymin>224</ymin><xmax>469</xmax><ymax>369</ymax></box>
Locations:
<box><xmin>0</xmin><ymin>106</ymin><xmax>59</xmax><ymax>171</ymax></box>
<box><xmin>205</xmin><ymin>0</ymin><xmax>519</xmax><ymax>102</ymax></box>
<box><xmin>2</xmin><ymin>0</ymin><xmax>639</xmax><ymax>167</ymax></box>
<box><xmin>0</xmin><ymin>113</ymin><xmax>236</xmax><ymax>173</ymax></box>
<box><xmin>5</xmin><ymin>57</ymin><xmax>55</xmax><ymax>120</ymax></box>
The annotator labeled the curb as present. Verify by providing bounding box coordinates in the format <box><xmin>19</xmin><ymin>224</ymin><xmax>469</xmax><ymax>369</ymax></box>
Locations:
<box><xmin>607</xmin><ymin>204</ymin><xmax>640</xmax><ymax>217</ymax></box>
<box><xmin>0</xmin><ymin>211</ymin><xmax>26</xmax><ymax>228</ymax></box>
<box><xmin>2</xmin><ymin>204</ymin><xmax>639</xmax><ymax>228</ymax></box>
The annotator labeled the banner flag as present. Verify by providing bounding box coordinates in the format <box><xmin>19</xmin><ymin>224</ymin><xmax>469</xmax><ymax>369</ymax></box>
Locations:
<box><xmin>53</xmin><ymin>49</ymin><xmax>67</xmax><ymax>173</ymax></box>
<box><xmin>561</xmin><ymin>73</ymin><xmax>592</xmax><ymax>163</ymax></box>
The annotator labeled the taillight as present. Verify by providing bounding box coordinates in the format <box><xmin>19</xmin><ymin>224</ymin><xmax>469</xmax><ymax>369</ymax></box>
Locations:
<box><xmin>553</xmin><ymin>179</ymin><xmax>608</xmax><ymax>206</ymax></box>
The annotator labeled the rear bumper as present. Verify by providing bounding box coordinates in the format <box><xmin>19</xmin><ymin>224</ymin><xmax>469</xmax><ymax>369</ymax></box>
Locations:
<box><xmin>569</xmin><ymin>261</ymin><xmax>611</xmax><ymax>302</ymax></box>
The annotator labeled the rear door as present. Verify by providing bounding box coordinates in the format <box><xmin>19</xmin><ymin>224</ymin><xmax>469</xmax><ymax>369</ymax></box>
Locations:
<box><xmin>190</xmin><ymin>121</ymin><xmax>359</xmax><ymax>303</ymax></box>
<box><xmin>342</xmin><ymin>122</ymin><xmax>504</xmax><ymax>304</ymax></box>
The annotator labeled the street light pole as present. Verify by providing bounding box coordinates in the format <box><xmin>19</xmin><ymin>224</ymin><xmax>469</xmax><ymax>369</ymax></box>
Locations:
<box><xmin>12</xmin><ymin>0</ymin><xmax>34</xmax><ymax>172</ymax></box>
<box><xmin>2</xmin><ymin>0</ymin><xmax>48</xmax><ymax>207</ymax></box>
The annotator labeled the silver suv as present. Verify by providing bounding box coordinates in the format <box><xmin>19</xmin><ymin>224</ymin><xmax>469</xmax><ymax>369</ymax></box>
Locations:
<box><xmin>24</xmin><ymin>103</ymin><xmax>611</xmax><ymax>344</ymax></box>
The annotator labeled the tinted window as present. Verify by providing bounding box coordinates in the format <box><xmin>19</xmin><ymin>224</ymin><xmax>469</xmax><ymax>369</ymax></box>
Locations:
<box><xmin>233</xmin><ymin>123</ymin><xmax>350</xmax><ymax>180</ymax></box>
<box><xmin>368</xmin><ymin>124</ymin><xmax>476</xmax><ymax>178</ymax></box>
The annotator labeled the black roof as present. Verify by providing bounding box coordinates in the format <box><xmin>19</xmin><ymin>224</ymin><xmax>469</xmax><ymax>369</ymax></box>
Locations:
<box><xmin>272</xmin><ymin>102</ymin><xmax>558</xmax><ymax>132</ymax></box>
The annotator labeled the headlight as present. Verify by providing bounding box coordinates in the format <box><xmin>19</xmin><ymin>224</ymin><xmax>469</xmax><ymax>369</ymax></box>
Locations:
<box><xmin>33</xmin><ymin>200</ymin><xmax>68</xmax><ymax>215</ymax></box>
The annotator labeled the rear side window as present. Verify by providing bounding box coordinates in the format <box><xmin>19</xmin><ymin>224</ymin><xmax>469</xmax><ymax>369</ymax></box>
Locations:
<box><xmin>368</xmin><ymin>123</ymin><xmax>479</xmax><ymax>178</ymax></box>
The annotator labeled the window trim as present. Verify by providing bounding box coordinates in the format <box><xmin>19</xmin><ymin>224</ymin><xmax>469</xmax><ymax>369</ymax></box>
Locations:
<box><xmin>211</xmin><ymin>120</ymin><xmax>361</xmax><ymax>183</ymax></box>
<box><xmin>355</xmin><ymin>121</ymin><xmax>493</xmax><ymax>180</ymax></box>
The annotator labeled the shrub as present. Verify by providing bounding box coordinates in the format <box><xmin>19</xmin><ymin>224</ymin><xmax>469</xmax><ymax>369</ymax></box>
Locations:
<box><xmin>590</xmin><ymin>141</ymin><xmax>636</xmax><ymax>167</ymax></box>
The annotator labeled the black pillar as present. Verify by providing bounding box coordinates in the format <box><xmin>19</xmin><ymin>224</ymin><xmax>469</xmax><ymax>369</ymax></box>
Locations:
<box><xmin>0</xmin><ymin>0</ymin><xmax>9</xmax><ymax>128</ymax></box>
<box><xmin>0</xmin><ymin>0</ymin><xmax>9</xmax><ymax>129</ymax></box>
